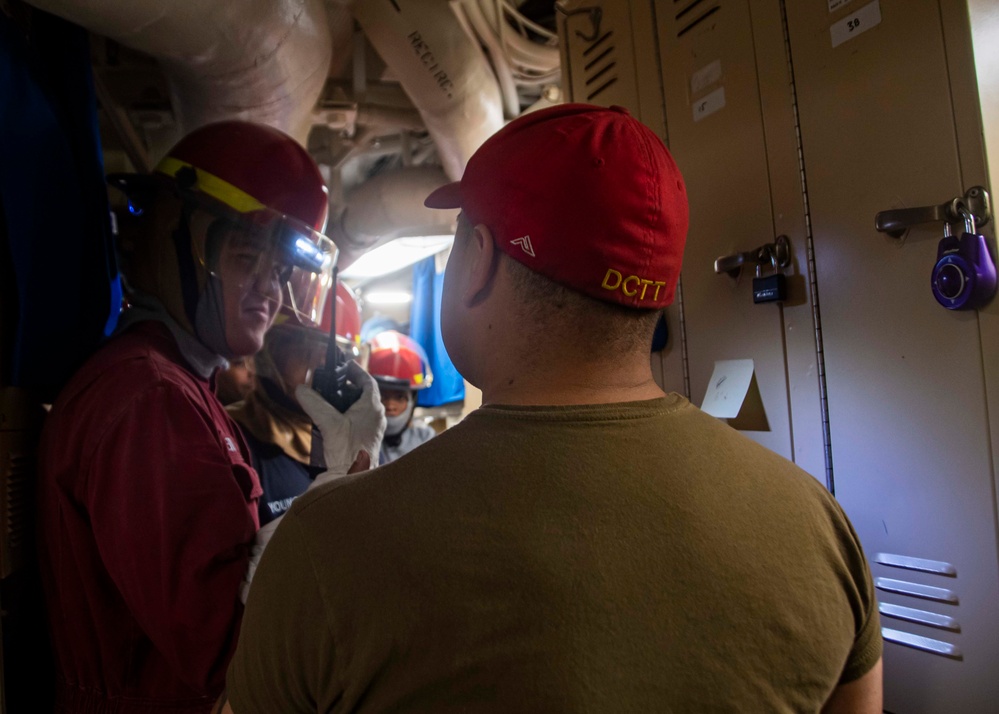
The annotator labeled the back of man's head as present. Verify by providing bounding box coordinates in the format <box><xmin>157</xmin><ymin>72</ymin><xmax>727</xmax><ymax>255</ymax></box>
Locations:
<box><xmin>424</xmin><ymin>104</ymin><xmax>689</xmax><ymax>389</ymax></box>
<box><xmin>427</xmin><ymin>104</ymin><xmax>688</xmax><ymax>306</ymax></box>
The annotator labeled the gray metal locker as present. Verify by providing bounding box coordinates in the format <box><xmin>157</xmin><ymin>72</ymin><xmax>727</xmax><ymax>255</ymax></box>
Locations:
<box><xmin>561</xmin><ymin>0</ymin><xmax>999</xmax><ymax>710</ymax></box>
<box><xmin>786</xmin><ymin>1</ymin><xmax>999</xmax><ymax>710</ymax></box>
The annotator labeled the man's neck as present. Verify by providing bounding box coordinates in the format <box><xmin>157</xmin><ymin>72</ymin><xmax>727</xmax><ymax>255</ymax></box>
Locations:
<box><xmin>478</xmin><ymin>358</ymin><xmax>666</xmax><ymax>407</ymax></box>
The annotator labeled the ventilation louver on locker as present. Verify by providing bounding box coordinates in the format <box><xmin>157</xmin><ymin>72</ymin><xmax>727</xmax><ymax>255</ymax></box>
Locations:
<box><xmin>874</xmin><ymin>553</ymin><xmax>963</xmax><ymax>660</ymax></box>
<box><xmin>674</xmin><ymin>0</ymin><xmax>722</xmax><ymax>39</ymax></box>
<box><xmin>580</xmin><ymin>29</ymin><xmax>617</xmax><ymax>101</ymax></box>
<box><xmin>557</xmin><ymin>0</ymin><xmax>640</xmax><ymax>109</ymax></box>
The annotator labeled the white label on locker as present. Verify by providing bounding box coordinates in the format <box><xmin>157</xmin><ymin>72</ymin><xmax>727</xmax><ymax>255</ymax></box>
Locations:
<box><xmin>690</xmin><ymin>60</ymin><xmax>722</xmax><ymax>94</ymax></box>
<box><xmin>693</xmin><ymin>87</ymin><xmax>726</xmax><ymax>122</ymax></box>
<box><xmin>830</xmin><ymin>1</ymin><xmax>881</xmax><ymax>48</ymax></box>
<box><xmin>700</xmin><ymin>359</ymin><xmax>755</xmax><ymax>418</ymax></box>
<box><xmin>828</xmin><ymin>0</ymin><xmax>853</xmax><ymax>12</ymax></box>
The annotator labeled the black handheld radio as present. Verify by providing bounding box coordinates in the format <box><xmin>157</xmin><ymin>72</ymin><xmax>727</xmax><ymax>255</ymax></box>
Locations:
<box><xmin>308</xmin><ymin>267</ymin><xmax>364</xmax><ymax>467</ymax></box>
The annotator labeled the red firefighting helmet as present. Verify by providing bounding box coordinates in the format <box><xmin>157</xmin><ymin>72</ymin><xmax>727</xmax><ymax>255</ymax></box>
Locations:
<box><xmin>108</xmin><ymin>120</ymin><xmax>337</xmax><ymax>330</ymax></box>
<box><xmin>322</xmin><ymin>281</ymin><xmax>362</xmax><ymax>347</ymax></box>
<box><xmin>273</xmin><ymin>280</ymin><xmax>361</xmax><ymax>344</ymax></box>
<box><xmin>155</xmin><ymin>120</ymin><xmax>330</xmax><ymax>234</ymax></box>
<box><xmin>367</xmin><ymin>330</ymin><xmax>433</xmax><ymax>391</ymax></box>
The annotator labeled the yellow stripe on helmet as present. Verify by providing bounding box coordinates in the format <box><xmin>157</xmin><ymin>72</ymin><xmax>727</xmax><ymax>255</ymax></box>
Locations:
<box><xmin>156</xmin><ymin>157</ymin><xmax>267</xmax><ymax>214</ymax></box>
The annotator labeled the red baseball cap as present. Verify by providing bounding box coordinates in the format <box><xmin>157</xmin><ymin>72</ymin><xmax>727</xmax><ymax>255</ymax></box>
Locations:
<box><xmin>424</xmin><ymin>103</ymin><xmax>688</xmax><ymax>308</ymax></box>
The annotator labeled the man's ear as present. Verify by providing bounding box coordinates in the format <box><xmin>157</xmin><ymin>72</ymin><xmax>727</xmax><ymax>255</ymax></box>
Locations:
<box><xmin>462</xmin><ymin>224</ymin><xmax>499</xmax><ymax>307</ymax></box>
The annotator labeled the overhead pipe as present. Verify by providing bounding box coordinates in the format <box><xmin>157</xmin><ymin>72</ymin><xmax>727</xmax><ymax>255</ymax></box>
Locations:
<box><xmin>451</xmin><ymin>0</ymin><xmax>520</xmax><ymax>120</ymax></box>
<box><xmin>29</xmin><ymin>0</ymin><xmax>494</xmax><ymax>269</ymax></box>
<box><xmin>22</xmin><ymin>0</ymin><xmax>333</xmax><ymax>146</ymax></box>
<box><xmin>463</xmin><ymin>0</ymin><xmax>560</xmax><ymax>80</ymax></box>
<box><xmin>330</xmin><ymin>166</ymin><xmax>459</xmax><ymax>268</ymax></box>
<box><xmin>488</xmin><ymin>0</ymin><xmax>560</xmax><ymax>76</ymax></box>
<box><xmin>353</xmin><ymin>0</ymin><xmax>505</xmax><ymax>180</ymax></box>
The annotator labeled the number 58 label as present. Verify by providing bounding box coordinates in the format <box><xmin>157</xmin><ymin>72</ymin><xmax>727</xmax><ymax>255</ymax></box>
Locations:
<box><xmin>830</xmin><ymin>1</ymin><xmax>881</xmax><ymax>48</ymax></box>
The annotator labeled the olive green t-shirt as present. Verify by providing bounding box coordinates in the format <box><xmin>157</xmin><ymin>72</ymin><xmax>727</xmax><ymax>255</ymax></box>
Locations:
<box><xmin>228</xmin><ymin>395</ymin><xmax>881</xmax><ymax>713</ymax></box>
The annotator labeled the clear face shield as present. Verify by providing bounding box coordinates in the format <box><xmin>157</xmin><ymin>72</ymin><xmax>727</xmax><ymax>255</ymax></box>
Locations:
<box><xmin>257</xmin><ymin>323</ymin><xmax>330</xmax><ymax>401</ymax></box>
<box><xmin>108</xmin><ymin>171</ymin><xmax>337</xmax><ymax>358</ymax></box>
<box><xmin>336</xmin><ymin>334</ymin><xmax>362</xmax><ymax>360</ymax></box>
<box><xmin>158</xmin><ymin>189</ymin><xmax>338</xmax><ymax>359</ymax></box>
<box><xmin>197</xmin><ymin>208</ymin><xmax>338</xmax><ymax>325</ymax></box>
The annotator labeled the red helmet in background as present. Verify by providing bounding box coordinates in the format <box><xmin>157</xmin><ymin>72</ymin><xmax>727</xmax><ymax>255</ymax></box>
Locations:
<box><xmin>274</xmin><ymin>279</ymin><xmax>360</xmax><ymax>336</ymax></box>
<box><xmin>367</xmin><ymin>331</ymin><xmax>433</xmax><ymax>391</ymax></box>
<box><xmin>322</xmin><ymin>282</ymin><xmax>362</xmax><ymax>350</ymax></box>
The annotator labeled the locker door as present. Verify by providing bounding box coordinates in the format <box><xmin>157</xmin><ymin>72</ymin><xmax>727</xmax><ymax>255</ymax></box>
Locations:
<box><xmin>654</xmin><ymin>0</ymin><xmax>826</xmax><ymax>478</ymax></box>
<box><xmin>558</xmin><ymin>0</ymin><xmax>687</xmax><ymax>397</ymax></box>
<box><xmin>786</xmin><ymin>1</ymin><xmax>999</xmax><ymax>711</ymax></box>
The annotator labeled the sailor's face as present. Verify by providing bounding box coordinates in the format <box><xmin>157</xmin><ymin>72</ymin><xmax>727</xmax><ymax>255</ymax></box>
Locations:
<box><xmin>380</xmin><ymin>388</ymin><xmax>411</xmax><ymax>417</ymax></box>
<box><xmin>214</xmin><ymin>228</ymin><xmax>285</xmax><ymax>357</ymax></box>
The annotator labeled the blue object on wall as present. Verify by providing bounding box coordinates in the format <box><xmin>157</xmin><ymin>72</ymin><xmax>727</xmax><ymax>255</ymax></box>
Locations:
<box><xmin>0</xmin><ymin>9</ymin><xmax>121</xmax><ymax>401</ymax></box>
<box><xmin>410</xmin><ymin>256</ymin><xmax>464</xmax><ymax>407</ymax></box>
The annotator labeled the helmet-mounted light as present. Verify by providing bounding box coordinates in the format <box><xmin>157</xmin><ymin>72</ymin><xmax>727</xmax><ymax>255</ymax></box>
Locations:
<box><xmin>284</xmin><ymin>230</ymin><xmax>329</xmax><ymax>275</ymax></box>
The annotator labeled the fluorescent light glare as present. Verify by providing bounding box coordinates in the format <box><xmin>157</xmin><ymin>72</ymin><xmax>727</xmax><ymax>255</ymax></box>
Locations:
<box><xmin>339</xmin><ymin>235</ymin><xmax>454</xmax><ymax>279</ymax></box>
<box><xmin>365</xmin><ymin>291</ymin><xmax>413</xmax><ymax>305</ymax></box>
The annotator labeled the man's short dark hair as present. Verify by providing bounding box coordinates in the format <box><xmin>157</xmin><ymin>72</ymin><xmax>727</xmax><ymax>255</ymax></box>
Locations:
<box><xmin>504</xmin><ymin>254</ymin><xmax>662</xmax><ymax>357</ymax></box>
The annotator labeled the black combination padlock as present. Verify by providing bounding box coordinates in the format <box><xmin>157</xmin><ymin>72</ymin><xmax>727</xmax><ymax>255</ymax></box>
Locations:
<box><xmin>752</xmin><ymin>250</ymin><xmax>787</xmax><ymax>304</ymax></box>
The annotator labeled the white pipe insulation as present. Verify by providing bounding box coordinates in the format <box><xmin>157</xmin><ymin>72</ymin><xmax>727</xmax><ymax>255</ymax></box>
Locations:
<box><xmin>332</xmin><ymin>166</ymin><xmax>459</xmax><ymax>267</ymax></box>
<box><xmin>353</xmin><ymin>0</ymin><xmax>504</xmax><ymax>180</ymax></box>
<box><xmin>28</xmin><ymin>0</ymin><xmax>503</xmax><ymax>270</ymax></box>
<box><xmin>452</xmin><ymin>0</ymin><xmax>520</xmax><ymax>120</ymax></box>
<box><xmin>22</xmin><ymin>0</ymin><xmax>333</xmax><ymax>145</ymax></box>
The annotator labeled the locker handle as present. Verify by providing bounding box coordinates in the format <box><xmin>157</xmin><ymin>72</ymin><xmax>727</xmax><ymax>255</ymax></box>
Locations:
<box><xmin>554</xmin><ymin>4</ymin><xmax>603</xmax><ymax>42</ymax></box>
<box><xmin>875</xmin><ymin>186</ymin><xmax>991</xmax><ymax>239</ymax></box>
<box><xmin>714</xmin><ymin>235</ymin><xmax>791</xmax><ymax>278</ymax></box>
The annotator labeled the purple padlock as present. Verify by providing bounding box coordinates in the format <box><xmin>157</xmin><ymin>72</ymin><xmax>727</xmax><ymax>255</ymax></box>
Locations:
<box><xmin>931</xmin><ymin>211</ymin><xmax>997</xmax><ymax>310</ymax></box>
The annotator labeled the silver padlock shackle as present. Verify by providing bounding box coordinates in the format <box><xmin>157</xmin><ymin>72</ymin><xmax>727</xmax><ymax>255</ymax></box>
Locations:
<box><xmin>755</xmin><ymin>246</ymin><xmax>780</xmax><ymax>277</ymax></box>
<box><xmin>956</xmin><ymin>201</ymin><xmax>977</xmax><ymax>235</ymax></box>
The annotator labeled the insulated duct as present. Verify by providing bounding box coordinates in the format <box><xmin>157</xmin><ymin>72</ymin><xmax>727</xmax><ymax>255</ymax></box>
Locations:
<box><xmin>331</xmin><ymin>166</ymin><xmax>459</xmax><ymax>267</ymax></box>
<box><xmin>22</xmin><ymin>0</ymin><xmax>333</xmax><ymax>144</ymax></box>
<box><xmin>28</xmin><ymin>0</ymin><xmax>502</xmax><ymax>268</ymax></box>
<box><xmin>353</xmin><ymin>0</ymin><xmax>504</xmax><ymax>180</ymax></box>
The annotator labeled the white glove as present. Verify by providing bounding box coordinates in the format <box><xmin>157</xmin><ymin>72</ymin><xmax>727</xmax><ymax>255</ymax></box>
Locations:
<box><xmin>295</xmin><ymin>360</ymin><xmax>387</xmax><ymax>475</ymax></box>
<box><xmin>241</xmin><ymin>363</ymin><xmax>386</xmax><ymax>603</ymax></box>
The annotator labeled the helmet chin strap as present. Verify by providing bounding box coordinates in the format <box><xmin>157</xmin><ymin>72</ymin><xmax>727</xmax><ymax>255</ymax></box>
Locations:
<box><xmin>172</xmin><ymin>205</ymin><xmax>203</xmax><ymax>330</ymax></box>
<box><xmin>385</xmin><ymin>394</ymin><xmax>415</xmax><ymax>437</ymax></box>
<box><xmin>171</xmin><ymin>199</ymin><xmax>236</xmax><ymax>361</ymax></box>
<box><xmin>194</xmin><ymin>274</ymin><xmax>236</xmax><ymax>360</ymax></box>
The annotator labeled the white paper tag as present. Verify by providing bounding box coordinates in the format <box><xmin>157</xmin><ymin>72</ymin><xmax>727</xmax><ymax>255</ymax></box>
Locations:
<box><xmin>831</xmin><ymin>1</ymin><xmax>881</xmax><ymax>48</ymax></box>
<box><xmin>693</xmin><ymin>87</ymin><xmax>726</xmax><ymax>123</ymax></box>
<box><xmin>828</xmin><ymin>0</ymin><xmax>853</xmax><ymax>12</ymax></box>
<box><xmin>690</xmin><ymin>60</ymin><xmax>722</xmax><ymax>94</ymax></box>
<box><xmin>700</xmin><ymin>359</ymin><xmax>755</xmax><ymax>418</ymax></box>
